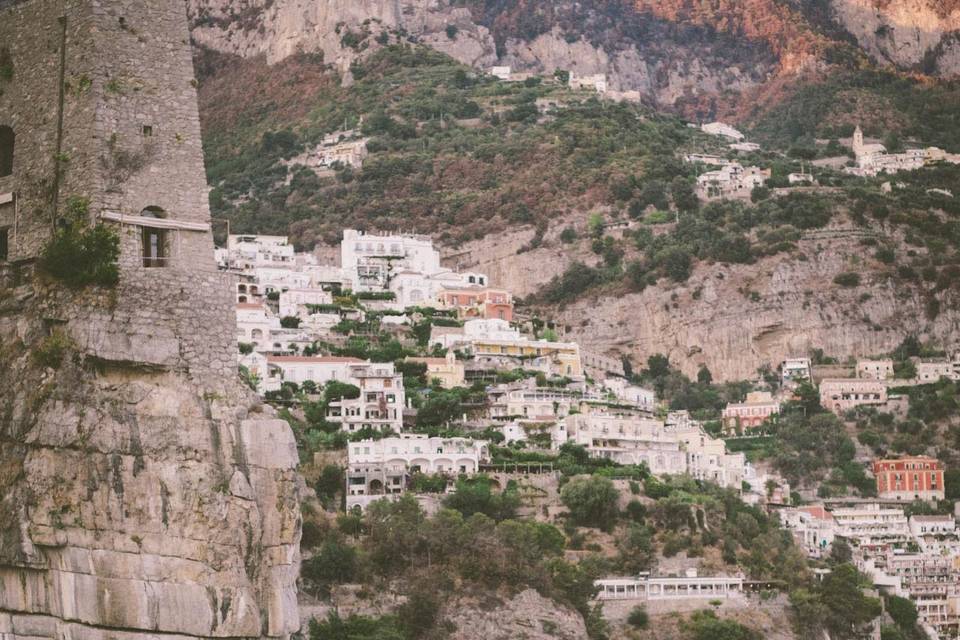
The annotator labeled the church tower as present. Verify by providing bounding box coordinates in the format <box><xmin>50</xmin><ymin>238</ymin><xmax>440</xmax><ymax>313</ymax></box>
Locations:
<box><xmin>853</xmin><ymin>124</ymin><xmax>864</xmax><ymax>157</ymax></box>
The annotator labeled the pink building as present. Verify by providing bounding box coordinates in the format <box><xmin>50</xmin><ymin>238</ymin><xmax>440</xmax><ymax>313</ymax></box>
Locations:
<box><xmin>722</xmin><ymin>391</ymin><xmax>780</xmax><ymax>432</ymax></box>
<box><xmin>437</xmin><ymin>286</ymin><xmax>513</xmax><ymax>322</ymax></box>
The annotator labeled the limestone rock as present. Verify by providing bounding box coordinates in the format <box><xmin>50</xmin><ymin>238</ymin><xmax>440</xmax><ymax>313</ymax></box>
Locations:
<box><xmin>443</xmin><ymin>589</ymin><xmax>588</xmax><ymax>640</ymax></box>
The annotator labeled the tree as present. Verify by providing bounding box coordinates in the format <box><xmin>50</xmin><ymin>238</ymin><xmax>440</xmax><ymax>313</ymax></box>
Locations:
<box><xmin>301</xmin><ymin>537</ymin><xmax>357</xmax><ymax>596</ymax></box>
<box><xmin>280</xmin><ymin>315</ymin><xmax>300</xmax><ymax>328</ymax></box>
<box><xmin>697</xmin><ymin>365</ymin><xmax>713</xmax><ymax>385</ymax></box>
<box><xmin>561</xmin><ymin>476</ymin><xmax>620</xmax><ymax>531</ymax></box>
<box><xmin>617</xmin><ymin>523</ymin><xmax>654</xmax><ymax>573</ymax></box>
<box><xmin>687</xmin><ymin>610</ymin><xmax>760</xmax><ymax>640</ymax></box>
<box><xmin>560</xmin><ymin>227</ymin><xmax>577</xmax><ymax>243</ymax></box>
<box><xmin>886</xmin><ymin>595</ymin><xmax>918</xmax><ymax>630</ymax></box>
<box><xmin>443</xmin><ymin>476</ymin><xmax>519</xmax><ymax>521</ymax></box>
<box><xmin>587</xmin><ymin>213</ymin><xmax>605</xmax><ymax>238</ymax></box>
<box><xmin>820</xmin><ymin>564</ymin><xmax>882</xmax><ymax>638</ymax></box>
<box><xmin>789</xmin><ymin>588</ymin><xmax>826</xmax><ymax>639</ymax></box>
<box><xmin>661</xmin><ymin>246</ymin><xmax>692</xmax><ymax>282</ymax></box>
<box><xmin>627</xmin><ymin>605</ymin><xmax>649</xmax><ymax>629</ymax></box>
<box><xmin>830</xmin><ymin>538</ymin><xmax>853</xmax><ymax>564</ymax></box>
<box><xmin>671</xmin><ymin>176</ymin><xmax>699</xmax><ymax>213</ymax></box>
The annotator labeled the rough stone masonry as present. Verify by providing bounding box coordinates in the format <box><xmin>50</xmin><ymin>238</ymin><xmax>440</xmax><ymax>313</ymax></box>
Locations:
<box><xmin>0</xmin><ymin>1</ymin><xmax>302</xmax><ymax>638</ymax></box>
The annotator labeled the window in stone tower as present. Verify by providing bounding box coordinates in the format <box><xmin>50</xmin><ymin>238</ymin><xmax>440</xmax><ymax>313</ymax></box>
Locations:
<box><xmin>0</xmin><ymin>126</ymin><xmax>13</xmax><ymax>178</ymax></box>
<box><xmin>140</xmin><ymin>206</ymin><xmax>168</xmax><ymax>268</ymax></box>
<box><xmin>0</xmin><ymin>228</ymin><xmax>8</xmax><ymax>261</ymax></box>
<box><xmin>142</xmin><ymin>125</ymin><xmax>153</xmax><ymax>137</ymax></box>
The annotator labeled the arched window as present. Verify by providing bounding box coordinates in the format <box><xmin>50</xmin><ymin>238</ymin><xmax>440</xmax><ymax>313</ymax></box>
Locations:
<box><xmin>140</xmin><ymin>207</ymin><xmax>168</xmax><ymax>267</ymax></box>
<box><xmin>0</xmin><ymin>126</ymin><xmax>13</xmax><ymax>177</ymax></box>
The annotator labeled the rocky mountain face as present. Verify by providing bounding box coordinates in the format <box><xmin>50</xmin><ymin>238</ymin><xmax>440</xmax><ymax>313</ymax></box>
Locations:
<box><xmin>445</xmin><ymin>225</ymin><xmax>960</xmax><ymax>382</ymax></box>
<box><xmin>187</xmin><ymin>0</ymin><xmax>960</xmax><ymax>113</ymax></box>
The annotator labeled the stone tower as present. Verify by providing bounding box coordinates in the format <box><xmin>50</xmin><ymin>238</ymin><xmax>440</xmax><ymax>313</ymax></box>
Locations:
<box><xmin>0</xmin><ymin>1</ymin><xmax>301</xmax><ymax>638</ymax></box>
<box><xmin>852</xmin><ymin>124</ymin><xmax>864</xmax><ymax>157</ymax></box>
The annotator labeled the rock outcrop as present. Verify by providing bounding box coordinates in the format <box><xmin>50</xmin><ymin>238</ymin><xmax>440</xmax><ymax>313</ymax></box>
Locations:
<box><xmin>186</xmin><ymin>0</ymin><xmax>960</xmax><ymax>118</ymax></box>
<box><xmin>831</xmin><ymin>0</ymin><xmax>960</xmax><ymax>74</ymax></box>
<box><xmin>446</xmin><ymin>225</ymin><xmax>960</xmax><ymax>382</ymax></box>
<box><xmin>442</xmin><ymin>589</ymin><xmax>588</xmax><ymax>640</ymax></box>
<box><xmin>186</xmin><ymin>0</ymin><xmax>776</xmax><ymax>109</ymax></box>
<box><xmin>0</xmin><ymin>1</ymin><xmax>301</xmax><ymax>637</ymax></box>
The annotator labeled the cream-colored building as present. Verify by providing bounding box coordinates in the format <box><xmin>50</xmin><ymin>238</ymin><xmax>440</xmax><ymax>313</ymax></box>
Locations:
<box><xmin>819</xmin><ymin>378</ymin><xmax>888</xmax><ymax>414</ymax></box>
<box><xmin>346</xmin><ymin>434</ymin><xmax>490</xmax><ymax>509</ymax></box>
<box><xmin>857</xmin><ymin>359</ymin><xmax>894</xmax><ymax>380</ymax></box>
<box><xmin>407</xmin><ymin>352</ymin><xmax>466</xmax><ymax>388</ymax></box>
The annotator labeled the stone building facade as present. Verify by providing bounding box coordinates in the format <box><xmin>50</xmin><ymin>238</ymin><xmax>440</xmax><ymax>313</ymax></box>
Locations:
<box><xmin>0</xmin><ymin>1</ymin><xmax>301</xmax><ymax>638</ymax></box>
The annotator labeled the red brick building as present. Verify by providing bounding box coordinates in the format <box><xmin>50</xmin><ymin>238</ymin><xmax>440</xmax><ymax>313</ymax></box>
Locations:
<box><xmin>874</xmin><ymin>456</ymin><xmax>945</xmax><ymax>501</ymax></box>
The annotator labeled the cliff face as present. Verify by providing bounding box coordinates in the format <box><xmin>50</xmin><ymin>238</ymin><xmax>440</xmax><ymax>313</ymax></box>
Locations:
<box><xmin>186</xmin><ymin>0</ymin><xmax>777</xmax><ymax>110</ymax></box>
<box><xmin>186</xmin><ymin>0</ymin><xmax>960</xmax><ymax>114</ymax></box>
<box><xmin>0</xmin><ymin>1</ymin><xmax>301</xmax><ymax>637</ymax></box>
<box><xmin>446</xmin><ymin>226</ymin><xmax>960</xmax><ymax>382</ymax></box>
<box><xmin>831</xmin><ymin>0</ymin><xmax>960</xmax><ymax>73</ymax></box>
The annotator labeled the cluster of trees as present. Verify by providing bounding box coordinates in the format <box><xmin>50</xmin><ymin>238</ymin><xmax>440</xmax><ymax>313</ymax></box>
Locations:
<box><xmin>301</xmin><ymin>494</ymin><xmax>608</xmax><ymax>639</ymax></box>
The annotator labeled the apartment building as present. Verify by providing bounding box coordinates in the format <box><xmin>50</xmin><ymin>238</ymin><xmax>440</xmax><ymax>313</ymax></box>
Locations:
<box><xmin>831</xmin><ymin>504</ymin><xmax>910</xmax><ymax>543</ymax></box>
<box><xmin>406</xmin><ymin>352</ymin><xmax>466</xmax><ymax>389</ymax></box>
<box><xmin>857</xmin><ymin>359</ymin><xmax>894</xmax><ymax>380</ymax></box>
<box><xmin>346</xmin><ymin>434</ymin><xmax>489</xmax><ymax>509</ymax></box>
<box><xmin>326</xmin><ymin>362</ymin><xmax>406</xmax><ymax>433</ymax></box>
<box><xmin>819</xmin><ymin>378</ymin><xmax>888</xmax><ymax>414</ymax></box>
<box><xmin>874</xmin><ymin>456</ymin><xmax>945</xmax><ymax>502</ymax></box>
<box><xmin>721</xmin><ymin>391</ymin><xmax>780</xmax><ymax>432</ymax></box>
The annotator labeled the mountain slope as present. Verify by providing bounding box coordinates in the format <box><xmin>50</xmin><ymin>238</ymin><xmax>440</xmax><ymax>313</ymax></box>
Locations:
<box><xmin>195</xmin><ymin>42</ymin><xmax>960</xmax><ymax>379</ymax></box>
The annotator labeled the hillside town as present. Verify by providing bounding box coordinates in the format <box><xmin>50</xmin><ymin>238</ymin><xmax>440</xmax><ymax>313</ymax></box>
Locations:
<box><xmin>224</xmin><ymin>229</ymin><xmax>960</xmax><ymax>639</ymax></box>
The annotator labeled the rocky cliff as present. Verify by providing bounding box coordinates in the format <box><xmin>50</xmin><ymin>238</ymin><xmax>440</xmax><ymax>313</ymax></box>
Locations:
<box><xmin>186</xmin><ymin>0</ymin><xmax>960</xmax><ymax>113</ymax></box>
<box><xmin>446</xmin><ymin>224</ymin><xmax>960</xmax><ymax>382</ymax></box>
<box><xmin>0</xmin><ymin>283</ymin><xmax>302</xmax><ymax>638</ymax></box>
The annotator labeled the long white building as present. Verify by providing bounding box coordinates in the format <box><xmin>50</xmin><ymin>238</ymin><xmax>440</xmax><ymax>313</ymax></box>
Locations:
<box><xmin>346</xmin><ymin>435</ymin><xmax>489</xmax><ymax>509</ymax></box>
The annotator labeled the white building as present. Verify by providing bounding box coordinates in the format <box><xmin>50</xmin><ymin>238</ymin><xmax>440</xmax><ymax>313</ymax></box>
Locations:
<box><xmin>224</xmin><ymin>235</ymin><xmax>295</xmax><ymax>270</ymax></box>
<box><xmin>831</xmin><ymin>503</ymin><xmax>910</xmax><ymax>544</ymax></box>
<box><xmin>782</xmin><ymin>357</ymin><xmax>812</xmax><ymax>388</ymax></box>
<box><xmin>278</xmin><ymin>288</ymin><xmax>333</xmax><ymax>318</ymax></box>
<box><xmin>603</xmin><ymin>377</ymin><xmax>656</xmax><ymax>412</ymax></box>
<box><xmin>700</xmin><ymin>122</ymin><xmax>745</xmax><ymax>141</ymax></box>
<box><xmin>568</xmin><ymin>72</ymin><xmax>607</xmax><ymax>94</ymax></box>
<box><xmin>729</xmin><ymin>142</ymin><xmax>760</xmax><ymax>152</ymax></box>
<box><xmin>670</xmin><ymin>420</ymin><xmax>746</xmax><ymax>489</ymax></box>
<box><xmin>326</xmin><ymin>362</ymin><xmax>405</xmax><ymax>434</ymax></box>
<box><xmin>596</xmin><ymin>570</ymin><xmax>744</xmax><ymax>601</ymax></box>
<box><xmin>916</xmin><ymin>358</ymin><xmax>957</xmax><ymax>383</ymax></box>
<box><xmin>846</xmin><ymin>125</ymin><xmax>960</xmax><ymax>177</ymax></box>
<box><xmin>346</xmin><ymin>434</ymin><xmax>490</xmax><ymax>509</ymax></box>
<box><xmin>683</xmin><ymin>153</ymin><xmax>728</xmax><ymax>166</ymax></box>
<box><xmin>341</xmin><ymin>229</ymin><xmax>442</xmax><ymax>291</ymax></box>
<box><xmin>778</xmin><ymin>505</ymin><xmax>836</xmax><ymax>556</ymax></box>
<box><xmin>318</xmin><ymin>138</ymin><xmax>368</xmax><ymax>169</ymax></box>
<box><xmin>787</xmin><ymin>172</ymin><xmax>815</xmax><ymax>185</ymax></box>
<box><xmin>264</xmin><ymin>355</ymin><xmax>366</xmax><ymax>390</ymax></box>
<box><xmin>237</xmin><ymin>303</ymin><xmax>281</xmax><ymax>351</ymax></box>
<box><xmin>565</xmin><ymin>414</ymin><xmax>687</xmax><ymax>475</ymax></box>
<box><xmin>696</xmin><ymin>162</ymin><xmax>769</xmax><ymax>198</ymax></box>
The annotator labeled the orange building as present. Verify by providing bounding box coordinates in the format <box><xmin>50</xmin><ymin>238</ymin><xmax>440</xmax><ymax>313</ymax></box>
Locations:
<box><xmin>437</xmin><ymin>286</ymin><xmax>513</xmax><ymax>322</ymax></box>
<box><xmin>874</xmin><ymin>456</ymin><xmax>945</xmax><ymax>501</ymax></box>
